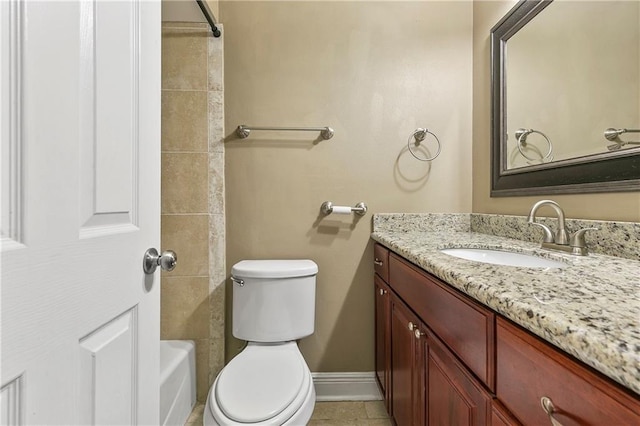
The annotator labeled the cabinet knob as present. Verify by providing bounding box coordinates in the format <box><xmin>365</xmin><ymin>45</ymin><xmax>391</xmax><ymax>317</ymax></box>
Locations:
<box><xmin>540</xmin><ymin>397</ymin><xmax>564</xmax><ymax>426</ymax></box>
<box><xmin>374</xmin><ymin>258</ymin><xmax>384</xmax><ymax>266</ymax></box>
<box><xmin>408</xmin><ymin>322</ymin><xmax>416</xmax><ymax>331</ymax></box>
<box><xmin>414</xmin><ymin>329</ymin><xmax>425</xmax><ymax>339</ymax></box>
<box><xmin>379</xmin><ymin>288</ymin><xmax>387</xmax><ymax>296</ymax></box>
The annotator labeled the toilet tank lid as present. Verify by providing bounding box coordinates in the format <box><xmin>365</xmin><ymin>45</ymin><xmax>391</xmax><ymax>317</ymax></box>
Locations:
<box><xmin>231</xmin><ymin>259</ymin><xmax>318</xmax><ymax>279</ymax></box>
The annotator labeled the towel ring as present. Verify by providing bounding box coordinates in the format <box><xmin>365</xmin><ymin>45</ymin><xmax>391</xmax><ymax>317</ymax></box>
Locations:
<box><xmin>407</xmin><ymin>128</ymin><xmax>441</xmax><ymax>162</ymax></box>
<box><xmin>516</xmin><ymin>128</ymin><xmax>553</xmax><ymax>162</ymax></box>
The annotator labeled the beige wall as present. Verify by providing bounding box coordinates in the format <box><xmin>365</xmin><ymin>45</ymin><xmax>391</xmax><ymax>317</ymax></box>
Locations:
<box><xmin>222</xmin><ymin>1</ymin><xmax>473</xmax><ymax>372</ymax></box>
<box><xmin>159</xmin><ymin>0</ymin><xmax>639</xmax><ymax>383</ymax></box>
<box><xmin>161</xmin><ymin>22</ymin><xmax>226</xmax><ymax>402</ymax></box>
<box><xmin>162</xmin><ymin>0</ymin><xmax>219</xmax><ymax>22</ymax></box>
<box><xmin>472</xmin><ymin>1</ymin><xmax>640</xmax><ymax>222</ymax></box>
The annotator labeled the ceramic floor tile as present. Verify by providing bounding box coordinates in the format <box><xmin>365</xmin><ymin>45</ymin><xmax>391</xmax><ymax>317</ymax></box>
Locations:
<box><xmin>363</xmin><ymin>401</ymin><xmax>388</xmax><ymax>419</ymax></box>
<box><xmin>309</xmin><ymin>420</ymin><xmax>391</xmax><ymax>426</ymax></box>
<box><xmin>357</xmin><ymin>419</ymin><xmax>393</xmax><ymax>425</ymax></box>
<box><xmin>310</xmin><ymin>401</ymin><xmax>368</xmax><ymax>420</ymax></box>
<box><xmin>196</xmin><ymin>400</ymin><xmax>388</xmax><ymax>425</ymax></box>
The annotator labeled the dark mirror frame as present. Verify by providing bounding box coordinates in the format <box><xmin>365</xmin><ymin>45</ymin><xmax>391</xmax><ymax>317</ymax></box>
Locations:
<box><xmin>490</xmin><ymin>0</ymin><xmax>640</xmax><ymax>197</ymax></box>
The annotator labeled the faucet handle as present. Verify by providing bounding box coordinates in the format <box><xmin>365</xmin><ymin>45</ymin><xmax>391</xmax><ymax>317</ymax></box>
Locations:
<box><xmin>530</xmin><ymin>222</ymin><xmax>555</xmax><ymax>243</ymax></box>
<box><xmin>570</xmin><ymin>227</ymin><xmax>598</xmax><ymax>248</ymax></box>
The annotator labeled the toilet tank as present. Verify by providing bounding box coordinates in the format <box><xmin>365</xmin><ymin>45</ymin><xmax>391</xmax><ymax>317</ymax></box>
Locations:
<box><xmin>231</xmin><ymin>260</ymin><xmax>318</xmax><ymax>342</ymax></box>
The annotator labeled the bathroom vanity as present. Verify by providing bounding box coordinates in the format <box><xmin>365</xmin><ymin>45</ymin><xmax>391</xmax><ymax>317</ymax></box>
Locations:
<box><xmin>371</xmin><ymin>214</ymin><xmax>640</xmax><ymax>425</ymax></box>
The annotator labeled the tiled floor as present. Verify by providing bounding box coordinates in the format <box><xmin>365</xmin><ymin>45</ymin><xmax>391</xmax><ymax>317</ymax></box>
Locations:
<box><xmin>309</xmin><ymin>401</ymin><xmax>391</xmax><ymax>425</ymax></box>
<box><xmin>185</xmin><ymin>400</ymin><xmax>391</xmax><ymax>425</ymax></box>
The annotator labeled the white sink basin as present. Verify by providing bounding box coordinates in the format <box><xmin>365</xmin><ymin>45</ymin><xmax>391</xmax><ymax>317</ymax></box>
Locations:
<box><xmin>440</xmin><ymin>248</ymin><xmax>566</xmax><ymax>268</ymax></box>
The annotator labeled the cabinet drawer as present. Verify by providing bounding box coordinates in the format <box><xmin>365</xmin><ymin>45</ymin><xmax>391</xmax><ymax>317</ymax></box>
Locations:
<box><xmin>389</xmin><ymin>253</ymin><xmax>495</xmax><ymax>389</ymax></box>
<box><xmin>497</xmin><ymin>318</ymin><xmax>640</xmax><ymax>425</ymax></box>
<box><xmin>374</xmin><ymin>244</ymin><xmax>389</xmax><ymax>282</ymax></box>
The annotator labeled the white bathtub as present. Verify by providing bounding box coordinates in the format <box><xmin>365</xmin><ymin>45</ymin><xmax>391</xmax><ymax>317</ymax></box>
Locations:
<box><xmin>160</xmin><ymin>340</ymin><xmax>196</xmax><ymax>426</ymax></box>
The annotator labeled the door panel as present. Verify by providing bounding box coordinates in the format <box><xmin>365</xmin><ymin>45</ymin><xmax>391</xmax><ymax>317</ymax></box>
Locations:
<box><xmin>79</xmin><ymin>0</ymin><xmax>139</xmax><ymax>233</ymax></box>
<box><xmin>78</xmin><ymin>308</ymin><xmax>138</xmax><ymax>425</ymax></box>
<box><xmin>0</xmin><ymin>1</ymin><xmax>161</xmax><ymax>424</ymax></box>
<box><xmin>0</xmin><ymin>0</ymin><xmax>23</xmax><ymax>250</ymax></box>
<box><xmin>0</xmin><ymin>376</ymin><xmax>22</xmax><ymax>425</ymax></box>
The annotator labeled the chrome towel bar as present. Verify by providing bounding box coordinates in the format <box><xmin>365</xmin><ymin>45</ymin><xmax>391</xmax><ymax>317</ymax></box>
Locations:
<box><xmin>604</xmin><ymin>128</ymin><xmax>640</xmax><ymax>141</ymax></box>
<box><xmin>236</xmin><ymin>125</ymin><xmax>334</xmax><ymax>140</ymax></box>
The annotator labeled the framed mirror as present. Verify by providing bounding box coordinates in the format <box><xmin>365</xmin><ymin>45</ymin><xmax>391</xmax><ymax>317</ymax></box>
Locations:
<box><xmin>491</xmin><ymin>0</ymin><xmax>640</xmax><ymax>196</ymax></box>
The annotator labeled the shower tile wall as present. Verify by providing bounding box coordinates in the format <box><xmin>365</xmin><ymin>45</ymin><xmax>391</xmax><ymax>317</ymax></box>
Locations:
<box><xmin>161</xmin><ymin>22</ymin><xmax>225</xmax><ymax>403</ymax></box>
<box><xmin>207</xmin><ymin>24</ymin><xmax>226</xmax><ymax>394</ymax></box>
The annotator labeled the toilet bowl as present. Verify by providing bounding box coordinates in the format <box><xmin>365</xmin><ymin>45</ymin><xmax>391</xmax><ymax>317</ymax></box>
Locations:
<box><xmin>204</xmin><ymin>260</ymin><xmax>318</xmax><ymax>426</ymax></box>
<box><xmin>204</xmin><ymin>342</ymin><xmax>315</xmax><ymax>425</ymax></box>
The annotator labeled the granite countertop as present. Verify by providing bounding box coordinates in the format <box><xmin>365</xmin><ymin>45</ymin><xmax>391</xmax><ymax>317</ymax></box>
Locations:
<box><xmin>371</xmin><ymin>229</ymin><xmax>640</xmax><ymax>395</ymax></box>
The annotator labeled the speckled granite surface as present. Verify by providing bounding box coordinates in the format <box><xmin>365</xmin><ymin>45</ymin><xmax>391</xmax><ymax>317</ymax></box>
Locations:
<box><xmin>471</xmin><ymin>214</ymin><xmax>640</xmax><ymax>261</ymax></box>
<box><xmin>372</xmin><ymin>214</ymin><xmax>640</xmax><ymax>395</ymax></box>
<box><xmin>373</xmin><ymin>213</ymin><xmax>471</xmax><ymax>233</ymax></box>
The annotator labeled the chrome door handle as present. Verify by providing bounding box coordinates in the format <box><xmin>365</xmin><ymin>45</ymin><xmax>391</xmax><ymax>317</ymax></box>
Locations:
<box><xmin>143</xmin><ymin>248</ymin><xmax>177</xmax><ymax>274</ymax></box>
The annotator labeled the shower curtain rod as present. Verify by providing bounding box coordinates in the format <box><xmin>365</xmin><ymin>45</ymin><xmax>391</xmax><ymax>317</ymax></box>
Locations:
<box><xmin>196</xmin><ymin>0</ymin><xmax>222</xmax><ymax>37</ymax></box>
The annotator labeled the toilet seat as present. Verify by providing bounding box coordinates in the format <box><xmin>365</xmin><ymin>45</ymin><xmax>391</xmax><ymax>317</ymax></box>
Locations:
<box><xmin>207</xmin><ymin>342</ymin><xmax>314</xmax><ymax>425</ymax></box>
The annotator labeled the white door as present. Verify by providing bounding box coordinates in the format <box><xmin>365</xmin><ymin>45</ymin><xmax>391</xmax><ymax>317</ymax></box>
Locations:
<box><xmin>0</xmin><ymin>0</ymin><xmax>161</xmax><ymax>424</ymax></box>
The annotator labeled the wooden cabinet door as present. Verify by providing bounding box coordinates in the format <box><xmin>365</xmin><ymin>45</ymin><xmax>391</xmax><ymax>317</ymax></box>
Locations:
<box><xmin>374</xmin><ymin>275</ymin><xmax>391</xmax><ymax>411</ymax></box>
<box><xmin>390</xmin><ymin>294</ymin><xmax>424</xmax><ymax>425</ymax></box>
<box><xmin>389</xmin><ymin>254</ymin><xmax>495</xmax><ymax>390</ymax></box>
<box><xmin>426</xmin><ymin>332</ymin><xmax>491</xmax><ymax>426</ymax></box>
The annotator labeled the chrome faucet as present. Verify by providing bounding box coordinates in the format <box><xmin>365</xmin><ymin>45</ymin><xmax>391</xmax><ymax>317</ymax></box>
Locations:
<box><xmin>527</xmin><ymin>200</ymin><xmax>597</xmax><ymax>256</ymax></box>
<box><xmin>527</xmin><ymin>200</ymin><xmax>569</xmax><ymax>244</ymax></box>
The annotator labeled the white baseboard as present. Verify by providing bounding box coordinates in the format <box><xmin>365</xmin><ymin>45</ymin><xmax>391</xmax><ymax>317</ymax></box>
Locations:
<box><xmin>312</xmin><ymin>372</ymin><xmax>382</xmax><ymax>402</ymax></box>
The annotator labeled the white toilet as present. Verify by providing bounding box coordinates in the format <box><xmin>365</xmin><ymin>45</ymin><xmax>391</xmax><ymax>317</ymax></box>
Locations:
<box><xmin>204</xmin><ymin>259</ymin><xmax>318</xmax><ymax>425</ymax></box>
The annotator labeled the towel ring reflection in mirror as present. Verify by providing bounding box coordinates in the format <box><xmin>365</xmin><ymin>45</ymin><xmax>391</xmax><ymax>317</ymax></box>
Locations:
<box><xmin>407</xmin><ymin>128</ymin><xmax>442</xmax><ymax>161</ymax></box>
<box><xmin>516</xmin><ymin>128</ymin><xmax>553</xmax><ymax>162</ymax></box>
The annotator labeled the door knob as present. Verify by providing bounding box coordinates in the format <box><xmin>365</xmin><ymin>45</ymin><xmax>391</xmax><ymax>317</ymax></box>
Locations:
<box><xmin>143</xmin><ymin>248</ymin><xmax>177</xmax><ymax>274</ymax></box>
